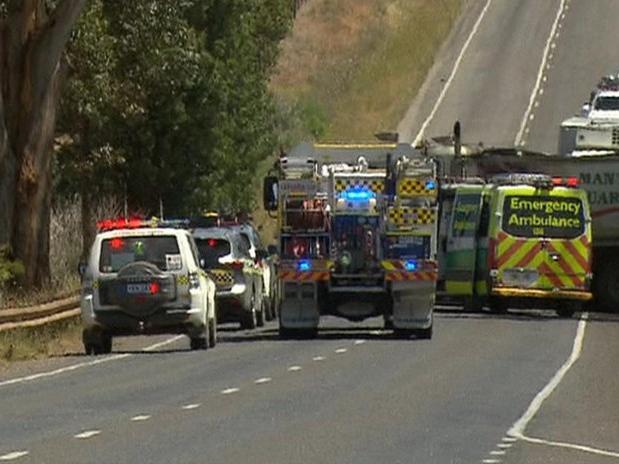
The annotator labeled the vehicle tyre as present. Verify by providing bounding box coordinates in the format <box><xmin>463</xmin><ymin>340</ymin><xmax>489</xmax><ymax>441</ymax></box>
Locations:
<box><xmin>101</xmin><ymin>332</ymin><xmax>113</xmax><ymax>354</ymax></box>
<box><xmin>241</xmin><ymin>292</ymin><xmax>257</xmax><ymax>330</ymax></box>
<box><xmin>264</xmin><ymin>296</ymin><xmax>274</xmax><ymax>321</ymax></box>
<box><xmin>393</xmin><ymin>328</ymin><xmax>414</xmax><ymax>339</ymax></box>
<box><xmin>383</xmin><ymin>316</ymin><xmax>394</xmax><ymax>330</ymax></box>
<box><xmin>256</xmin><ymin>298</ymin><xmax>266</xmax><ymax>327</ymax></box>
<box><xmin>488</xmin><ymin>297</ymin><xmax>508</xmax><ymax>314</ymax></box>
<box><xmin>415</xmin><ymin>325</ymin><xmax>433</xmax><ymax>340</ymax></box>
<box><xmin>190</xmin><ymin>324</ymin><xmax>209</xmax><ymax>351</ymax></box>
<box><xmin>208</xmin><ymin>317</ymin><xmax>217</xmax><ymax>348</ymax></box>
<box><xmin>556</xmin><ymin>308</ymin><xmax>575</xmax><ymax>318</ymax></box>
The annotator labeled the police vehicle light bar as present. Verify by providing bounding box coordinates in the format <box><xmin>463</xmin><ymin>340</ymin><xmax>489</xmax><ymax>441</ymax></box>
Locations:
<box><xmin>404</xmin><ymin>260</ymin><xmax>417</xmax><ymax>271</ymax></box>
<box><xmin>340</xmin><ymin>187</ymin><xmax>376</xmax><ymax>201</ymax></box>
<box><xmin>96</xmin><ymin>217</ymin><xmax>190</xmax><ymax>232</ymax></box>
<box><xmin>297</xmin><ymin>259</ymin><xmax>312</xmax><ymax>272</ymax></box>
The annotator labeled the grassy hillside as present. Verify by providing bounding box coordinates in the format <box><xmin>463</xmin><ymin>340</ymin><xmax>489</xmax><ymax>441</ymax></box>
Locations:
<box><xmin>271</xmin><ymin>0</ymin><xmax>461</xmax><ymax>141</ymax></box>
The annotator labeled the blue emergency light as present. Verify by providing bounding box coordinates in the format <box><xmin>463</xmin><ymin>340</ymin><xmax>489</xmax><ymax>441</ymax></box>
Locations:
<box><xmin>404</xmin><ymin>260</ymin><xmax>418</xmax><ymax>271</ymax></box>
<box><xmin>425</xmin><ymin>180</ymin><xmax>436</xmax><ymax>190</ymax></box>
<box><xmin>298</xmin><ymin>260</ymin><xmax>312</xmax><ymax>272</ymax></box>
<box><xmin>340</xmin><ymin>187</ymin><xmax>375</xmax><ymax>201</ymax></box>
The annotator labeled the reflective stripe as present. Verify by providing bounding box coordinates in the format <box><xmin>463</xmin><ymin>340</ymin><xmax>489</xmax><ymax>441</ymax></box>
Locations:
<box><xmin>279</xmin><ymin>271</ymin><xmax>329</xmax><ymax>282</ymax></box>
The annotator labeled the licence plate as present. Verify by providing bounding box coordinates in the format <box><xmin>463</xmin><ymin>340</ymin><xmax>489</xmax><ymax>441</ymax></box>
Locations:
<box><xmin>127</xmin><ymin>283</ymin><xmax>150</xmax><ymax>294</ymax></box>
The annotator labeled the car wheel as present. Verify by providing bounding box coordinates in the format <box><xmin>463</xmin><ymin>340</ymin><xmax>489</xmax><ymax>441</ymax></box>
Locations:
<box><xmin>101</xmin><ymin>333</ymin><xmax>113</xmax><ymax>354</ymax></box>
<box><xmin>190</xmin><ymin>324</ymin><xmax>209</xmax><ymax>351</ymax></box>
<box><xmin>208</xmin><ymin>317</ymin><xmax>217</xmax><ymax>348</ymax></box>
<box><xmin>241</xmin><ymin>292</ymin><xmax>257</xmax><ymax>330</ymax></box>
<box><xmin>488</xmin><ymin>297</ymin><xmax>508</xmax><ymax>314</ymax></box>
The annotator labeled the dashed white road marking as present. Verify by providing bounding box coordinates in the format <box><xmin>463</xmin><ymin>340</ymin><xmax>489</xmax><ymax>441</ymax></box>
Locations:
<box><xmin>288</xmin><ymin>366</ymin><xmax>302</xmax><ymax>372</ymax></box>
<box><xmin>74</xmin><ymin>430</ymin><xmax>101</xmax><ymax>439</ymax></box>
<box><xmin>354</xmin><ymin>340</ymin><xmax>366</xmax><ymax>345</ymax></box>
<box><xmin>312</xmin><ymin>356</ymin><xmax>326</xmax><ymax>361</ymax></box>
<box><xmin>514</xmin><ymin>0</ymin><xmax>568</xmax><ymax>145</ymax></box>
<box><xmin>490</xmin><ymin>450</ymin><xmax>506</xmax><ymax>456</ymax></box>
<box><xmin>508</xmin><ymin>313</ymin><xmax>587</xmax><ymax>437</ymax></box>
<box><xmin>0</xmin><ymin>451</ymin><xmax>29</xmax><ymax>461</ymax></box>
<box><xmin>0</xmin><ymin>335</ymin><xmax>184</xmax><ymax>389</ymax></box>
<box><xmin>502</xmin><ymin>437</ymin><xmax>517</xmax><ymax>443</ymax></box>
<box><xmin>182</xmin><ymin>403</ymin><xmax>201</xmax><ymax>410</ymax></box>
<box><xmin>254</xmin><ymin>377</ymin><xmax>272</xmax><ymax>384</ymax></box>
<box><xmin>519</xmin><ymin>434</ymin><xmax>619</xmax><ymax>458</ymax></box>
<box><xmin>412</xmin><ymin>0</ymin><xmax>493</xmax><ymax>146</ymax></box>
<box><xmin>497</xmin><ymin>443</ymin><xmax>512</xmax><ymax>449</ymax></box>
<box><xmin>482</xmin><ymin>459</ymin><xmax>501</xmax><ymax>464</ymax></box>
<box><xmin>130</xmin><ymin>414</ymin><xmax>151</xmax><ymax>422</ymax></box>
<box><xmin>221</xmin><ymin>388</ymin><xmax>240</xmax><ymax>395</ymax></box>
<box><xmin>335</xmin><ymin>348</ymin><xmax>348</xmax><ymax>354</ymax></box>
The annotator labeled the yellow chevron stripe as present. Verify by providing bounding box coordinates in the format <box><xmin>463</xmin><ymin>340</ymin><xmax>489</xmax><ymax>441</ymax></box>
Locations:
<box><xmin>499</xmin><ymin>240</ymin><xmax>538</xmax><ymax>269</ymax></box>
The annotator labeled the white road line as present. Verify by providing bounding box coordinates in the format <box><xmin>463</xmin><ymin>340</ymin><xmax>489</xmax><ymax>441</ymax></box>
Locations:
<box><xmin>143</xmin><ymin>335</ymin><xmax>185</xmax><ymax>351</ymax></box>
<box><xmin>182</xmin><ymin>403</ymin><xmax>201</xmax><ymax>410</ymax></box>
<box><xmin>0</xmin><ymin>335</ymin><xmax>184</xmax><ymax>389</ymax></box>
<box><xmin>221</xmin><ymin>388</ymin><xmax>240</xmax><ymax>395</ymax></box>
<box><xmin>130</xmin><ymin>415</ymin><xmax>151</xmax><ymax>422</ymax></box>
<box><xmin>74</xmin><ymin>430</ymin><xmax>101</xmax><ymax>439</ymax></box>
<box><xmin>0</xmin><ymin>451</ymin><xmax>29</xmax><ymax>461</ymax></box>
<box><xmin>497</xmin><ymin>443</ymin><xmax>512</xmax><ymax>449</ymax></box>
<box><xmin>335</xmin><ymin>348</ymin><xmax>348</xmax><ymax>354</ymax></box>
<box><xmin>412</xmin><ymin>0</ymin><xmax>493</xmax><ymax>147</ymax></box>
<box><xmin>514</xmin><ymin>0</ymin><xmax>568</xmax><ymax>145</ymax></box>
<box><xmin>490</xmin><ymin>450</ymin><xmax>505</xmax><ymax>456</ymax></box>
<box><xmin>312</xmin><ymin>356</ymin><xmax>326</xmax><ymax>361</ymax></box>
<box><xmin>482</xmin><ymin>460</ymin><xmax>500</xmax><ymax>464</ymax></box>
<box><xmin>508</xmin><ymin>313</ymin><xmax>588</xmax><ymax>437</ymax></box>
<box><xmin>502</xmin><ymin>437</ymin><xmax>517</xmax><ymax>443</ymax></box>
<box><xmin>288</xmin><ymin>366</ymin><xmax>302</xmax><ymax>372</ymax></box>
<box><xmin>354</xmin><ymin>340</ymin><xmax>366</xmax><ymax>345</ymax></box>
<box><xmin>519</xmin><ymin>434</ymin><xmax>619</xmax><ymax>458</ymax></box>
<box><xmin>254</xmin><ymin>377</ymin><xmax>272</xmax><ymax>384</ymax></box>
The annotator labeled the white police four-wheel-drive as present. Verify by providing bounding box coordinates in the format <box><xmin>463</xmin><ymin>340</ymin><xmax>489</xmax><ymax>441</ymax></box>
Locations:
<box><xmin>263</xmin><ymin>142</ymin><xmax>439</xmax><ymax>338</ymax></box>
<box><xmin>80</xmin><ymin>218</ymin><xmax>217</xmax><ymax>354</ymax></box>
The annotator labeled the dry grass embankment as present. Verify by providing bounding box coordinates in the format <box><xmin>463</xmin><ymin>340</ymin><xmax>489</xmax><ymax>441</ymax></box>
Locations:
<box><xmin>271</xmin><ymin>0</ymin><xmax>461</xmax><ymax>140</ymax></box>
<box><xmin>0</xmin><ymin>317</ymin><xmax>82</xmax><ymax>367</ymax></box>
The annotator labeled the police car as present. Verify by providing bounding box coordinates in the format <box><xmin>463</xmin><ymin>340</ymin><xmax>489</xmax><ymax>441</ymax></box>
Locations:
<box><xmin>79</xmin><ymin>218</ymin><xmax>217</xmax><ymax>354</ymax></box>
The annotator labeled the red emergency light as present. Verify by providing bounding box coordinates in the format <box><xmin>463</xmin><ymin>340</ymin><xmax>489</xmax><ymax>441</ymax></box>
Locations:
<box><xmin>551</xmin><ymin>176</ymin><xmax>579</xmax><ymax>188</ymax></box>
<box><xmin>97</xmin><ymin>217</ymin><xmax>145</xmax><ymax>232</ymax></box>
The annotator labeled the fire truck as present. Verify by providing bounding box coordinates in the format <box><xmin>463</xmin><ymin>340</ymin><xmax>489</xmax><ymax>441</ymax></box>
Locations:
<box><xmin>263</xmin><ymin>142</ymin><xmax>438</xmax><ymax>338</ymax></box>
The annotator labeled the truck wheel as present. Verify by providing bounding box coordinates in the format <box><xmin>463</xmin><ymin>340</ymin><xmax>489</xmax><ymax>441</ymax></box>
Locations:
<box><xmin>415</xmin><ymin>325</ymin><xmax>433</xmax><ymax>340</ymax></box>
<box><xmin>101</xmin><ymin>333</ymin><xmax>113</xmax><ymax>354</ymax></box>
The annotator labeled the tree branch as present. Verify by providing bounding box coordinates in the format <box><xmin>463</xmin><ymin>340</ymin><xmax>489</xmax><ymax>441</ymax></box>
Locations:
<box><xmin>31</xmin><ymin>0</ymin><xmax>85</xmax><ymax>104</ymax></box>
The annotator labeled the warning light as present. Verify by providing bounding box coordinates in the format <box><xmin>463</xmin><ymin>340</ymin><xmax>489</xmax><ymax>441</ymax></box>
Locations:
<box><xmin>297</xmin><ymin>259</ymin><xmax>312</xmax><ymax>272</ymax></box>
<box><xmin>208</xmin><ymin>239</ymin><xmax>217</xmax><ymax>247</ymax></box>
<box><xmin>425</xmin><ymin>180</ymin><xmax>436</xmax><ymax>190</ymax></box>
<box><xmin>340</xmin><ymin>187</ymin><xmax>375</xmax><ymax>201</ymax></box>
<box><xmin>551</xmin><ymin>177</ymin><xmax>563</xmax><ymax>186</ymax></box>
<box><xmin>110</xmin><ymin>238</ymin><xmax>125</xmax><ymax>250</ymax></box>
<box><xmin>149</xmin><ymin>281</ymin><xmax>160</xmax><ymax>295</ymax></box>
<box><xmin>566</xmin><ymin>176</ymin><xmax>579</xmax><ymax>187</ymax></box>
<box><xmin>404</xmin><ymin>260</ymin><xmax>417</xmax><ymax>271</ymax></box>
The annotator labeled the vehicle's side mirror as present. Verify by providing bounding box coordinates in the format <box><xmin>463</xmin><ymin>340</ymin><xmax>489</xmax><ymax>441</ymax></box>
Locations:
<box><xmin>78</xmin><ymin>262</ymin><xmax>87</xmax><ymax>278</ymax></box>
<box><xmin>263</xmin><ymin>176</ymin><xmax>278</xmax><ymax>211</ymax></box>
<box><xmin>199</xmin><ymin>258</ymin><xmax>207</xmax><ymax>269</ymax></box>
<box><xmin>581</xmin><ymin>102</ymin><xmax>591</xmax><ymax>116</ymax></box>
<box><xmin>267</xmin><ymin>244</ymin><xmax>278</xmax><ymax>256</ymax></box>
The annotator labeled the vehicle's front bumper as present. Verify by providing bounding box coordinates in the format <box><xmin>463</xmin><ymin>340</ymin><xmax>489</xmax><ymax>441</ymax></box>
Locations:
<box><xmin>491</xmin><ymin>287</ymin><xmax>593</xmax><ymax>301</ymax></box>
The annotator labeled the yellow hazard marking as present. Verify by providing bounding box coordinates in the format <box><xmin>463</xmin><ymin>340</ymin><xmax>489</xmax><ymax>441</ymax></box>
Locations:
<box><xmin>398</xmin><ymin>178</ymin><xmax>437</xmax><ymax>197</ymax></box>
<box><xmin>335</xmin><ymin>178</ymin><xmax>384</xmax><ymax>194</ymax></box>
<box><xmin>387</xmin><ymin>206</ymin><xmax>436</xmax><ymax>226</ymax></box>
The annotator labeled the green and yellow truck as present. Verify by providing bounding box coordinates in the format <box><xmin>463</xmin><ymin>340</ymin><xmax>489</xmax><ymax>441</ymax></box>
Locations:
<box><xmin>437</xmin><ymin>173</ymin><xmax>593</xmax><ymax>316</ymax></box>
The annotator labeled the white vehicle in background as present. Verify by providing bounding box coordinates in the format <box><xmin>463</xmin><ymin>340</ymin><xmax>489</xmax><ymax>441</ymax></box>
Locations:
<box><xmin>79</xmin><ymin>218</ymin><xmax>217</xmax><ymax>354</ymax></box>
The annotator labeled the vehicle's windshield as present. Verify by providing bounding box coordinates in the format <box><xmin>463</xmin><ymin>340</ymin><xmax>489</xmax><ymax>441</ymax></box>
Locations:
<box><xmin>195</xmin><ymin>238</ymin><xmax>231</xmax><ymax>268</ymax></box>
<box><xmin>99</xmin><ymin>236</ymin><xmax>180</xmax><ymax>272</ymax></box>
<box><xmin>594</xmin><ymin>95</ymin><xmax>619</xmax><ymax>111</ymax></box>
<box><xmin>502</xmin><ymin>195</ymin><xmax>585</xmax><ymax>239</ymax></box>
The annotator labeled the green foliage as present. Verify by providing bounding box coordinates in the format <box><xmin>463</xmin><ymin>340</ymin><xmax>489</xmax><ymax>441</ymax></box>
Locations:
<box><xmin>56</xmin><ymin>0</ymin><xmax>294</xmax><ymax>216</ymax></box>
<box><xmin>0</xmin><ymin>245</ymin><xmax>25</xmax><ymax>288</ymax></box>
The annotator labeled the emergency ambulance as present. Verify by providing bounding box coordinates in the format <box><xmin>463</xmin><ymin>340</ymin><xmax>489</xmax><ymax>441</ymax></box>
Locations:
<box><xmin>438</xmin><ymin>174</ymin><xmax>593</xmax><ymax>316</ymax></box>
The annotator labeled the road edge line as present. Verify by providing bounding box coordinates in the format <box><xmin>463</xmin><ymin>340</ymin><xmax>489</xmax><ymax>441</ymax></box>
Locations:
<box><xmin>508</xmin><ymin>312</ymin><xmax>588</xmax><ymax>437</ymax></box>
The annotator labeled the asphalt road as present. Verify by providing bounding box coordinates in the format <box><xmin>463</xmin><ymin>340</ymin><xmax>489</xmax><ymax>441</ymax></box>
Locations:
<box><xmin>2</xmin><ymin>1</ymin><xmax>619</xmax><ymax>463</ymax></box>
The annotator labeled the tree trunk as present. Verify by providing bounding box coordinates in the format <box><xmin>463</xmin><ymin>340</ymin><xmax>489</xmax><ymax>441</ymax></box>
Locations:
<box><xmin>0</xmin><ymin>1</ymin><xmax>86</xmax><ymax>287</ymax></box>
